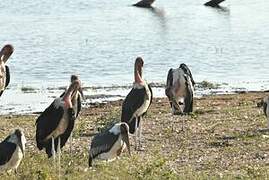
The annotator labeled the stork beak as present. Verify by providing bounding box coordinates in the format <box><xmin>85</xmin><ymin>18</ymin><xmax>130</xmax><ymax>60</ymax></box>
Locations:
<box><xmin>78</xmin><ymin>86</ymin><xmax>85</xmax><ymax>100</ymax></box>
<box><xmin>18</xmin><ymin>140</ymin><xmax>24</xmax><ymax>156</ymax></box>
<box><xmin>122</xmin><ymin>132</ymin><xmax>131</xmax><ymax>156</ymax></box>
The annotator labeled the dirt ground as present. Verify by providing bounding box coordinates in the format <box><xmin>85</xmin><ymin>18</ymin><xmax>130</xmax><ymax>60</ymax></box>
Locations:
<box><xmin>0</xmin><ymin>92</ymin><xmax>269</xmax><ymax>179</ymax></box>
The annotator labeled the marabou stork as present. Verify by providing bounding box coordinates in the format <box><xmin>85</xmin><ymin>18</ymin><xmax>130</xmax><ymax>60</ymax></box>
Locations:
<box><xmin>0</xmin><ymin>44</ymin><xmax>14</xmax><ymax>97</ymax></box>
<box><xmin>35</xmin><ymin>75</ymin><xmax>83</xmax><ymax>168</ymax></box>
<box><xmin>88</xmin><ymin>122</ymin><xmax>131</xmax><ymax>167</ymax></box>
<box><xmin>121</xmin><ymin>57</ymin><xmax>153</xmax><ymax>150</ymax></box>
<box><xmin>257</xmin><ymin>96</ymin><xmax>269</xmax><ymax>129</ymax></box>
<box><xmin>0</xmin><ymin>129</ymin><xmax>26</xmax><ymax>173</ymax></box>
<box><xmin>165</xmin><ymin>63</ymin><xmax>195</xmax><ymax>130</ymax></box>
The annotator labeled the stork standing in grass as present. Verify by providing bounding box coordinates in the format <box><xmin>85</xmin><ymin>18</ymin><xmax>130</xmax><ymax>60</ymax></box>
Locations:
<box><xmin>165</xmin><ymin>63</ymin><xmax>195</xmax><ymax>130</ymax></box>
<box><xmin>35</xmin><ymin>75</ymin><xmax>83</xmax><ymax>169</ymax></box>
<box><xmin>0</xmin><ymin>44</ymin><xmax>14</xmax><ymax>97</ymax></box>
<box><xmin>0</xmin><ymin>129</ymin><xmax>26</xmax><ymax>173</ymax></box>
<box><xmin>88</xmin><ymin>122</ymin><xmax>131</xmax><ymax>167</ymax></box>
<box><xmin>121</xmin><ymin>57</ymin><xmax>153</xmax><ymax>150</ymax></box>
<box><xmin>257</xmin><ymin>96</ymin><xmax>269</xmax><ymax>129</ymax></box>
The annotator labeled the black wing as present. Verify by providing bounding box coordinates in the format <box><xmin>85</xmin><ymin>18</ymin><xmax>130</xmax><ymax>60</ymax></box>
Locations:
<box><xmin>183</xmin><ymin>76</ymin><xmax>194</xmax><ymax>113</ymax></box>
<box><xmin>0</xmin><ymin>141</ymin><xmax>16</xmax><ymax>165</ymax></box>
<box><xmin>180</xmin><ymin>63</ymin><xmax>195</xmax><ymax>86</ymax></box>
<box><xmin>121</xmin><ymin>87</ymin><xmax>146</xmax><ymax>133</ymax></box>
<box><xmin>165</xmin><ymin>68</ymin><xmax>173</xmax><ymax>107</ymax></box>
<box><xmin>89</xmin><ymin>130</ymin><xmax>119</xmax><ymax>166</ymax></box>
<box><xmin>5</xmin><ymin>65</ymin><xmax>10</xmax><ymax>88</ymax></box>
<box><xmin>35</xmin><ymin>99</ymin><xmax>64</xmax><ymax>151</ymax></box>
<box><xmin>0</xmin><ymin>66</ymin><xmax>10</xmax><ymax>97</ymax></box>
<box><xmin>204</xmin><ymin>0</ymin><xmax>225</xmax><ymax>7</ymax></box>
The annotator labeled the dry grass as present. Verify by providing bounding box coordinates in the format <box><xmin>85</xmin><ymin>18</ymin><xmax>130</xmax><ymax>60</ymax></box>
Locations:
<box><xmin>0</xmin><ymin>92</ymin><xmax>269</xmax><ymax>179</ymax></box>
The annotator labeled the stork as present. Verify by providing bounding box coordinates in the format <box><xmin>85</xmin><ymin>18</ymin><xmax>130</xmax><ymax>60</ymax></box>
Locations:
<box><xmin>0</xmin><ymin>129</ymin><xmax>26</xmax><ymax>173</ymax></box>
<box><xmin>257</xmin><ymin>96</ymin><xmax>269</xmax><ymax>129</ymax></box>
<box><xmin>121</xmin><ymin>57</ymin><xmax>153</xmax><ymax>150</ymax></box>
<box><xmin>133</xmin><ymin>0</ymin><xmax>155</xmax><ymax>8</ymax></box>
<box><xmin>35</xmin><ymin>75</ymin><xmax>83</xmax><ymax>169</ymax></box>
<box><xmin>88</xmin><ymin>122</ymin><xmax>131</xmax><ymax>167</ymax></box>
<box><xmin>0</xmin><ymin>44</ymin><xmax>14</xmax><ymax>97</ymax></box>
<box><xmin>204</xmin><ymin>0</ymin><xmax>225</xmax><ymax>8</ymax></box>
<box><xmin>165</xmin><ymin>63</ymin><xmax>195</xmax><ymax>130</ymax></box>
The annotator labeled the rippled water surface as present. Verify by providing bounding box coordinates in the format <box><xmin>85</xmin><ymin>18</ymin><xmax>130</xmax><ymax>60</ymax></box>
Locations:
<box><xmin>1</xmin><ymin>0</ymin><xmax>269</xmax><ymax>114</ymax></box>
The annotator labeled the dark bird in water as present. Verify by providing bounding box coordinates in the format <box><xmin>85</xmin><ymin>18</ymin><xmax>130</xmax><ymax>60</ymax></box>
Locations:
<box><xmin>88</xmin><ymin>122</ymin><xmax>131</xmax><ymax>167</ymax></box>
<box><xmin>0</xmin><ymin>129</ymin><xmax>26</xmax><ymax>173</ymax></box>
<box><xmin>165</xmin><ymin>63</ymin><xmax>195</xmax><ymax>115</ymax></box>
<box><xmin>121</xmin><ymin>57</ymin><xmax>153</xmax><ymax>150</ymax></box>
<box><xmin>257</xmin><ymin>97</ymin><xmax>269</xmax><ymax>129</ymax></box>
<box><xmin>204</xmin><ymin>0</ymin><xmax>225</xmax><ymax>8</ymax></box>
<box><xmin>133</xmin><ymin>0</ymin><xmax>155</xmax><ymax>8</ymax></box>
<box><xmin>0</xmin><ymin>44</ymin><xmax>14</xmax><ymax>97</ymax></box>
<box><xmin>35</xmin><ymin>75</ymin><xmax>83</xmax><ymax>166</ymax></box>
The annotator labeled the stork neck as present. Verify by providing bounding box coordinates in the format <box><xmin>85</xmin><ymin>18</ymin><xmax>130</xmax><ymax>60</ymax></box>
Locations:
<box><xmin>63</xmin><ymin>86</ymin><xmax>74</xmax><ymax>108</ymax></box>
<box><xmin>134</xmin><ymin>65</ymin><xmax>143</xmax><ymax>84</ymax></box>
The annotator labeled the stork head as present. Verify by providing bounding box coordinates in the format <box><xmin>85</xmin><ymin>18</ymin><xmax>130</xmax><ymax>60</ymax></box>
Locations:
<box><xmin>120</xmin><ymin>123</ymin><xmax>131</xmax><ymax>156</ymax></box>
<box><xmin>63</xmin><ymin>75</ymin><xmax>83</xmax><ymax>108</ymax></box>
<box><xmin>0</xmin><ymin>44</ymin><xmax>14</xmax><ymax>63</ymax></box>
<box><xmin>14</xmin><ymin>129</ymin><xmax>26</xmax><ymax>156</ymax></box>
<box><xmin>0</xmin><ymin>45</ymin><xmax>13</xmax><ymax>87</ymax></box>
<box><xmin>134</xmin><ymin>57</ymin><xmax>144</xmax><ymax>84</ymax></box>
<box><xmin>70</xmin><ymin>75</ymin><xmax>84</xmax><ymax>100</ymax></box>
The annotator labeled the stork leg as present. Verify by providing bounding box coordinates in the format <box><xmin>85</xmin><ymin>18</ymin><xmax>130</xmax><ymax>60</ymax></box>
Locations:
<box><xmin>51</xmin><ymin>137</ymin><xmax>56</xmax><ymax>164</ymax></box>
<box><xmin>135</xmin><ymin>117</ymin><xmax>138</xmax><ymax>151</ymax></box>
<box><xmin>138</xmin><ymin>117</ymin><xmax>143</xmax><ymax>150</ymax></box>
<box><xmin>69</xmin><ymin>132</ymin><xmax>73</xmax><ymax>153</ymax></box>
<box><xmin>57</xmin><ymin>138</ymin><xmax>61</xmax><ymax>178</ymax></box>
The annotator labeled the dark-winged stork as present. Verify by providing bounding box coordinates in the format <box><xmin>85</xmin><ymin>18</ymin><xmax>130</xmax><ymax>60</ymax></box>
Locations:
<box><xmin>88</xmin><ymin>122</ymin><xmax>131</xmax><ymax>167</ymax></box>
<box><xmin>165</xmin><ymin>63</ymin><xmax>195</xmax><ymax>130</ymax></box>
<box><xmin>204</xmin><ymin>0</ymin><xmax>225</xmax><ymax>8</ymax></box>
<box><xmin>257</xmin><ymin>96</ymin><xmax>269</xmax><ymax>129</ymax></box>
<box><xmin>121</xmin><ymin>57</ymin><xmax>153</xmax><ymax>150</ymax></box>
<box><xmin>0</xmin><ymin>44</ymin><xmax>14</xmax><ymax>97</ymax></box>
<box><xmin>0</xmin><ymin>129</ymin><xmax>26</xmax><ymax>173</ymax></box>
<box><xmin>133</xmin><ymin>0</ymin><xmax>155</xmax><ymax>8</ymax></box>
<box><xmin>35</xmin><ymin>75</ymin><xmax>83</xmax><ymax>168</ymax></box>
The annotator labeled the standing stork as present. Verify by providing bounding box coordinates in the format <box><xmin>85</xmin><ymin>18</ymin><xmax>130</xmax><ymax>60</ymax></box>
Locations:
<box><xmin>88</xmin><ymin>122</ymin><xmax>131</xmax><ymax>167</ymax></box>
<box><xmin>0</xmin><ymin>44</ymin><xmax>14</xmax><ymax>97</ymax></box>
<box><xmin>257</xmin><ymin>96</ymin><xmax>269</xmax><ymax>129</ymax></box>
<box><xmin>121</xmin><ymin>57</ymin><xmax>153</xmax><ymax>150</ymax></box>
<box><xmin>165</xmin><ymin>64</ymin><xmax>195</xmax><ymax>130</ymax></box>
<box><xmin>0</xmin><ymin>129</ymin><xmax>26</xmax><ymax>173</ymax></box>
<box><xmin>35</xmin><ymin>75</ymin><xmax>83</xmax><ymax>168</ymax></box>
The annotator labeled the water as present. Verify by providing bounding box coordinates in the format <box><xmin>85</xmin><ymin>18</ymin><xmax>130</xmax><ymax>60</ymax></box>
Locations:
<box><xmin>1</xmin><ymin>0</ymin><xmax>269</xmax><ymax>114</ymax></box>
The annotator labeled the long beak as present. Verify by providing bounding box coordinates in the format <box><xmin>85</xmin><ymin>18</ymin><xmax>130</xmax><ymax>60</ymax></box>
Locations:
<box><xmin>122</xmin><ymin>133</ymin><xmax>131</xmax><ymax>156</ymax></box>
<box><xmin>79</xmin><ymin>87</ymin><xmax>85</xmax><ymax>100</ymax></box>
<box><xmin>18</xmin><ymin>139</ymin><xmax>24</xmax><ymax>156</ymax></box>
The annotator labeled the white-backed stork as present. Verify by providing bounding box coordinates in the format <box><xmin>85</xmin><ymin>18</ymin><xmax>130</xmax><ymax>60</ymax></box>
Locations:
<box><xmin>121</xmin><ymin>57</ymin><xmax>153</xmax><ymax>150</ymax></box>
<box><xmin>88</xmin><ymin>122</ymin><xmax>131</xmax><ymax>167</ymax></box>
<box><xmin>257</xmin><ymin>96</ymin><xmax>269</xmax><ymax>129</ymax></box>
<box><xmin>0</xmin><ymin>129</ymin><xmax>26</xmax><ymax>173</ymax></box>
<box><xmin>165</xmin><ymin>63</ymin><xmax>195</xmax><ymax>130</ymax></box>
<box><xmin>0</xmin><ymin>44</ymin><xmax>14</xmax><ymax>97</ymax></box>
<box><xmin>35</xmin><ymin>75</ymin><xmax>83</xmax><ymax>167</ymax></box>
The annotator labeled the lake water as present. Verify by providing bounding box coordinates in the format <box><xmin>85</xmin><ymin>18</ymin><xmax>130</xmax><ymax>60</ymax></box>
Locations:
<box><xmin>1</xmin><ymin>0</ymin><xmax>269</xmax><ymax>114</ymax></box>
